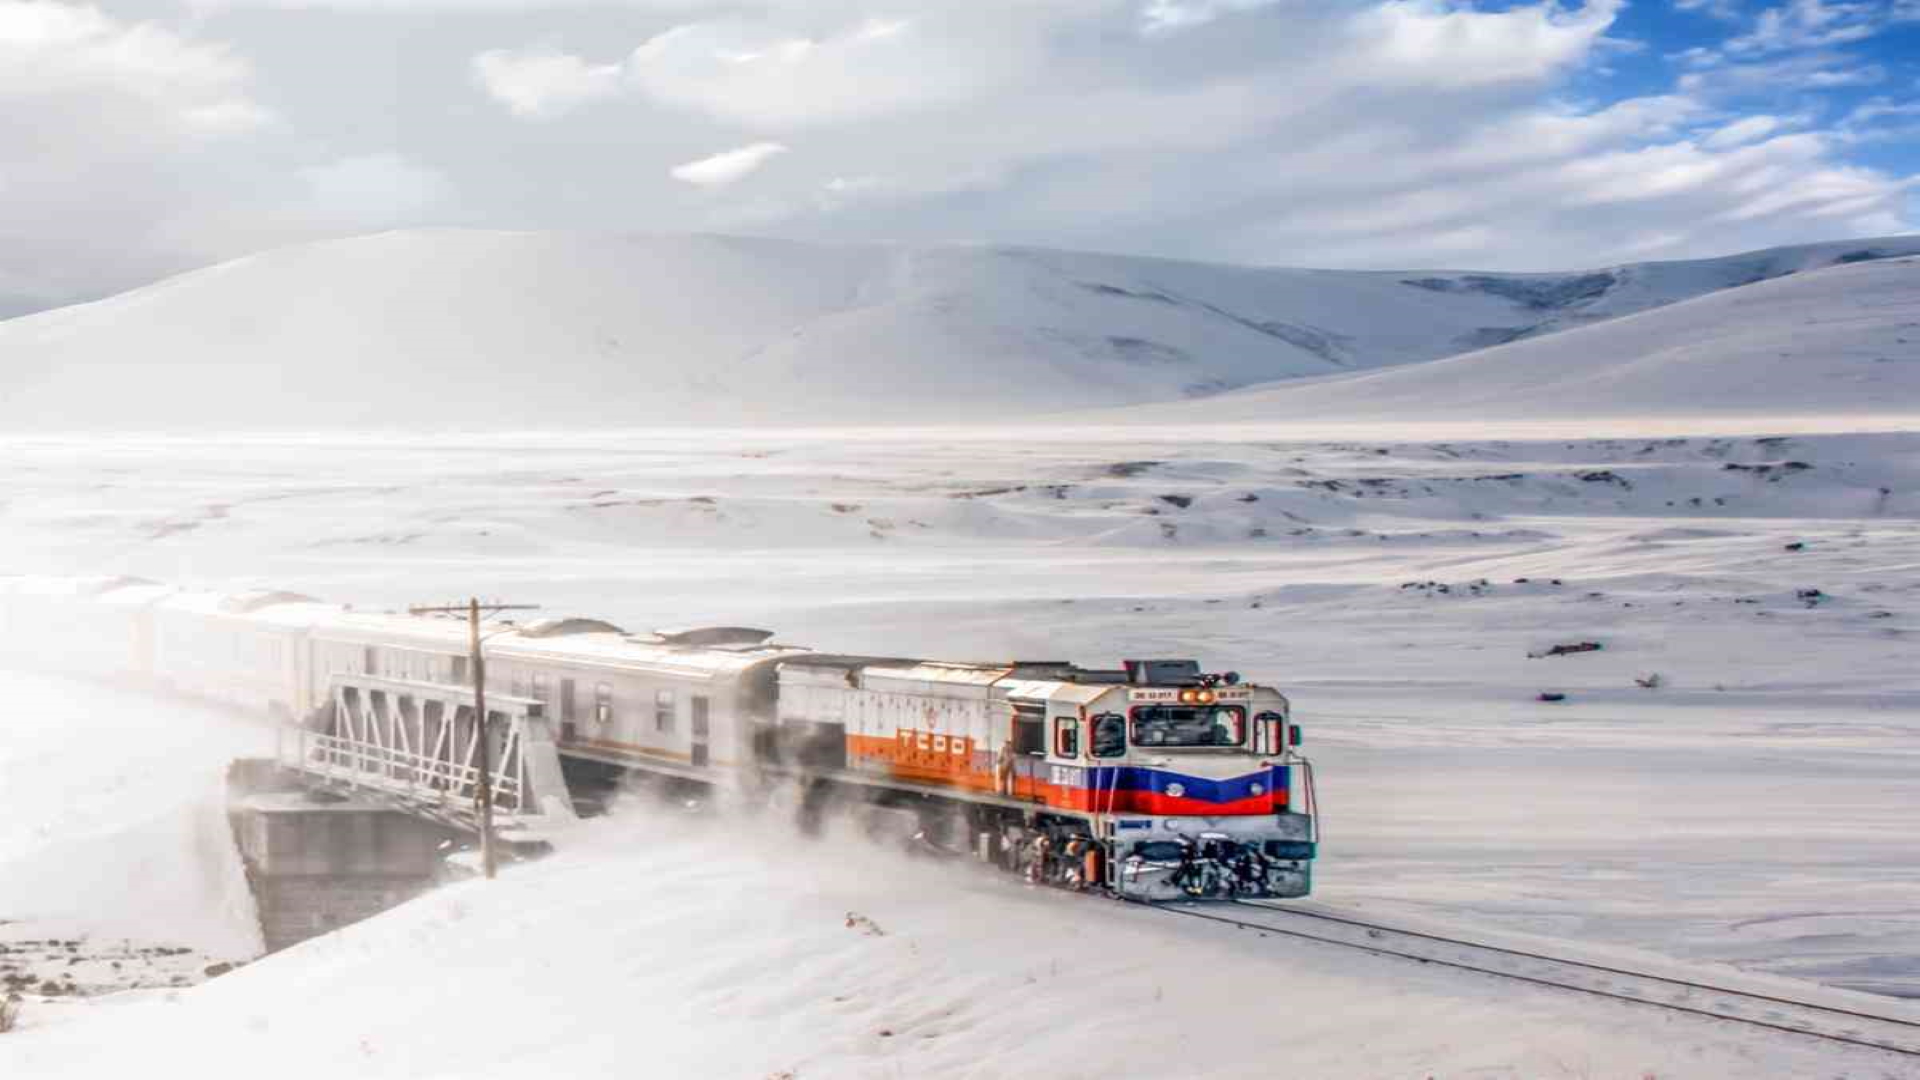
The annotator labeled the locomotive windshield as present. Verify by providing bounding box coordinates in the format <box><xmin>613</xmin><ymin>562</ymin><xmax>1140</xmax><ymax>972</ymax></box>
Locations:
<box><xmin>1130</xmin><ymin>705</ymin><xmax>1246</xmax><ymax>748</ymax></box>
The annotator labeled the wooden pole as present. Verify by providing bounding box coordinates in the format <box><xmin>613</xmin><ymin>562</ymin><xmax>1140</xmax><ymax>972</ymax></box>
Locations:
<box><xmin>468</xmin><ymin>597</ymin><xmax>495</xmax><ymax>880</ymax></box>
<box><xmin>410</xmin><ymin>598</ymin><xmax>539</xmax><ymax>882</ymax></box>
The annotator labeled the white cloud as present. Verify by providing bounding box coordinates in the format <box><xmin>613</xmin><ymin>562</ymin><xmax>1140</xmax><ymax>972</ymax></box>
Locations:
<box><xmin>1354</xmin><ymin>0</ymin><xmax>1624</xmax><ymax>87</ymax></box>
<box><xmin>823</xmin><ymin>175</ymin><xmax>886</xmax><ymax>194</ymax></box>
<box><xmin>1721</xmin><ymin>0</ymin><xmax>1920</xmax><ymax>55</ymax></box>
<box><xmin>5</xmin><ymin>0</ymin><xmax>1916</xmax><ymax>306</ymax></box>
<box><xmin>1674</xmin><ymin>0</ymin><xmax>1743</xmax><ymax>19</ymax></box>
<box><xmin>0</xmin><ymin>1</ymin><xmax>267</xmax><ymax>134</ymax></box>
<box><xmin>179</xmin><ymin>0</ymin><xmax>718</xmax><ymax>7</ymax></box>
<box><xmin>416</xmin><ymin>0</ymin><xmax>1914</xmax><ymax>272</ymax></box>
<box><xmin>1677</xmin><ymin>51</ymin><xmax>1887</xmax><ymax>94</ymax></box>
<box><xmin>1728</xmin><ymin>0</ymin><xmax>1874</xmax><ymax>54</ymax></box>
<box><xmin>669</xmin><ymin>141</ymin><xmax>788</xmax><ymax>185</ymax></box>
<box><xmin>1139</xmin><ymin>0</ymin><xmax>1282</xmax><ymax>35</ymax></box>
<box><xmin>470</xmin><ymin>15</ymin><xmax>1010</xmax><ymax>128</ymax></box>
<box><xmin>1703</xmin><ymin>113</ymin><xmax>1786</xmax><ymax>148</ymax></box>
<box><xmin>299</xmin><ymin>153</ymin><xmax>453</xmax><ymax>224</ymax></box>
<box><xmin>624</xmin><ymin>16</ymin><xmax>1019</xmax><ymax>128</ymax></box>
<box><xmin>0</xmin><ymin>1</ymin><xmax>273</xmax><ymax>302</ymax></box>
<box><xmin>472</xmin><ymin>45</ymin><xmax>623</xmax><ymax>118</ymax></box>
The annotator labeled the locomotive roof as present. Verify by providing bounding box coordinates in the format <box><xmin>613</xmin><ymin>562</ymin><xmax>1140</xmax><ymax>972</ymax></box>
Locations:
<box><xmin>781</xmin><ymin>660</ymin><xmax>1137</xmax><ymax>704</ymax></box>
<box><xmin>863</xmin><ymin>661</ymin><xmax>1012</xmax><ymax>686</ymax></box>
<box><xmin>1000</xmin><ymin>679</ymin><xmax>1116</xmax><ymax>705</ymax></box>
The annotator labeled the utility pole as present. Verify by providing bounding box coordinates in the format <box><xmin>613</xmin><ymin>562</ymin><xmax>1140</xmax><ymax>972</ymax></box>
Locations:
<box><xmin>408</xmin><ymin>597</ymin><xmax>539</xmax><ymax>880</ymax></box>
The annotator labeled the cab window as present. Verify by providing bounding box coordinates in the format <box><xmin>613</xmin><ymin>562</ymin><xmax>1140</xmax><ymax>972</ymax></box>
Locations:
<box><xmin>1053</xmin><ymin>716</ymin><xmax>1079</xmax><ymax>757</ymax></box>
<box><xmin>1254</xmin><ymin>711</ymin><xmax>1286</xmax><ymax>754</ymax></box>
<box><xmin>1090</xmin><ymin>713</ymin><xmax>1127</xmax><ymax>757</ymax></box>
<box><xmin>1130</xmin><ymin>705</ymin><xmax>1246</xmax><ymax>748</ymax></box>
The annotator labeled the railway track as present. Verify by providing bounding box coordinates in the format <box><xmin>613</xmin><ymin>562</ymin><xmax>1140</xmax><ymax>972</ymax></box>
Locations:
<box><xmin>1145</xmin><ymin>899</ymin><xmax>1920</xmax><ymax>1060</ymax></box>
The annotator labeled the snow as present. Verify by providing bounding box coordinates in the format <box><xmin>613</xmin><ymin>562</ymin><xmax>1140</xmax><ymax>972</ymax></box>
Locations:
<box><xmin>2</xmin><ymin>422</ymin><xmax>1917</xmax><ymax>1076</ymax></box>
<box><xmin>2</xmin><ymin>806</ymin><xmax>1910</xmax><ymax>1079</ymax></box>
<box><xmin>1154</xmin><ymin>254</ymin><xmax>1920</xmax><ymax>425</ymax></box>
<box><xmin>2</xmin><ymin>228</ymin><xmax>1918</xmax><ymax>1074</ymax></box>
<box><xmin>3</xmin><ymin>229</ymin><xmax>1915</xmax><ymax>429</ymax></box>
<box><xmin>0</xmin><ymin>670</ymin><xmax>267</xmax><ymax>996</ymax></box>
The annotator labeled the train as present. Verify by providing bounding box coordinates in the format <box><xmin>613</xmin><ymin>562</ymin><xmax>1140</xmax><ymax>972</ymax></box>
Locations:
<box><xmin>0</xmin><ymin>574</ymin><xmax>1318</xmax><ymax>900</ymax></box>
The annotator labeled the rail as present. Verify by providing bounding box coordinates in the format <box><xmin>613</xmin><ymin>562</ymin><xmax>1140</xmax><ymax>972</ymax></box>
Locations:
<box><xmin>1139</xmin><ymin>899</ymin><xmax>1920</xmax><ymax>1059</ymax></box>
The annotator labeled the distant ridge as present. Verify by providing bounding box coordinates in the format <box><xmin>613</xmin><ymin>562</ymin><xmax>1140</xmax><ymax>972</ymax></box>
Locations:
<box><xmin>2</xmin><ymin>228</ymin><xmax>1915</xmax><ymax>428</ymax></box>
<box><xmin>1142</xmin><ymin>255</ymin><xmax>1920</xmax><ymax>425</ymax></box>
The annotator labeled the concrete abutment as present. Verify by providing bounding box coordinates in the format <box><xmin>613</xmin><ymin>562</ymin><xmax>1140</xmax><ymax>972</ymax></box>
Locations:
<box><xmin>226</xmin><ymin>760</ymin><xmax>461</xmax><ymax>953</ymax></box>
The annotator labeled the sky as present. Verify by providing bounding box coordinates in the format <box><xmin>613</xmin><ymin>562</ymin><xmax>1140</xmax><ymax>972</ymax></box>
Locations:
<box><xmin>2</xmin><ymin>0</ymin><xmax>1917</xmax><ymax>312</ymax></box>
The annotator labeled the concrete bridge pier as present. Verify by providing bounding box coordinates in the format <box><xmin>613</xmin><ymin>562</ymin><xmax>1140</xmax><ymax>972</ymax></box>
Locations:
<box><xmin>228</xmin><ymin>767</ymin><xmax>461</xmax><ymax>952</ymax></box>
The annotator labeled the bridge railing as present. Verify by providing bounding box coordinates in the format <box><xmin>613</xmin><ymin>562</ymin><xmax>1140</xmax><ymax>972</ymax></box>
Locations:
<box><xmin>279</xmin><ymin>728</ymin><xmax>526</xmax><ymax>813</ymax></box>
<box><xmin>274</xmin><ymin>674</ymin><xmax>577</xmax><ymax>832</ymax></box>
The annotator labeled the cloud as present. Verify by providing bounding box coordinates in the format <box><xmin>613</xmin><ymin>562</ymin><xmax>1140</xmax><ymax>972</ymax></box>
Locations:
<box><xmin>178</xmin><ymin>0</ymin><xmax>718</xmax><ymax>7</ymax></box>
<box><xmin>298</xmin><ymin>153</ymin><xmax>454</xmax><ymax>224</ymax></box>
<box><xmin>1677</xmin><ymin>50</ymin><xmax>1888</xmax><ymax>94</ymax></box>
<box><xmin>472</xmin><ymin>45</ymin><xmax>623</xmax><ymax>118</ymax></box>
<box><xmin>470</xmin><ymin>6</ymin><xmax>1074</xmax><ymax>129</ymax></box>
<box><xmin>0</xmin><ymin>1</ymin><xmax>267</xmax><ymax>135</ymax></box>
<box><xmin>1703</xmin><ymin>113</ymin><xmax>1787</xmax><ymax>148</ymax></box>
<box><xmin>1725</xmin><ymin>0</ymin><xmax>1896</xmax><ymax>55</ymax></box>
<box><xmin>0</xmin><ymin>1</ymin><xmax>271</xmax><ymax>302</ymax></box>
<box><xmin>1139</xmin><ymin>0</ymin><xmax>1282</xmax><ymax>34</ymax></box>
<box><xmin>624</xmin><ymin>16</ymin><xmax>1021</xmax><ymax>128</ymax></box>
<box><xmin>1674</xmin><ymin>0</ymin><xmax>1743</xmax><ymax>19</ymax></box>
<box><xmin>5</xmin><ymin>0</ymin><xmax>1917</xmax><ymax>307</ymax></box>
<box><xmin>1354</xmin><ymin>0</ymin><xmax>1624</xmax><ymax>86</ymax></box>
<box><xmin>669</xmin><ymin>141</ymin><xmax>788</xmax><ymax>185</ymax></box>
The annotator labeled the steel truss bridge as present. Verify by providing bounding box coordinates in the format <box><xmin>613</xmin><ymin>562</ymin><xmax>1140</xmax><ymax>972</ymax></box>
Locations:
<box><xmin>276</xmin><ymin>674</ymin><xmax>577</xmax><ymax>839</ymax></box>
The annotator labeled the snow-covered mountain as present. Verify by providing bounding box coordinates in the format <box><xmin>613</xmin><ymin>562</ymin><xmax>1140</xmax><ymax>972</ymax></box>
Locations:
<box><xmin>1159</xmin><ymin>254</ymin><xmax>1920</xmax><ymax>425</ymax></box>
<box><xmin>2</xmin><ymin>229</ymin><xmax>1916</xmax><ymax>428</ymax></box>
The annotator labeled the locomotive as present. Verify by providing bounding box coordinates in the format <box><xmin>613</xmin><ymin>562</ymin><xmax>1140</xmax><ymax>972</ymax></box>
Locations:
<box><xmin>0</xmin><ymin>575</ymin><xmax>1318</xmax><ymax>899</ymax></box>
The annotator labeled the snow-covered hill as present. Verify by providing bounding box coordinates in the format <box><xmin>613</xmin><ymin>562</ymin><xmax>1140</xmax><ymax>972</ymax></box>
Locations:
<box><xmin>3</xmin><ymin>229</ymin><xmax>1915</xmax><ymax>428</ymax></box>
<box><xmin>1160</xmin><ymin>254</ymin><xmax>1920</xmax><ymax>425</ymax></box>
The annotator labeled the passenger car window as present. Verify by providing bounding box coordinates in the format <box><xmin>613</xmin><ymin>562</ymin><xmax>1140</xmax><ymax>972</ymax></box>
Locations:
<box><xmin>655</xmin><ymin>689</ymin><xmax>675</xmax><ymax>732</ymax></box>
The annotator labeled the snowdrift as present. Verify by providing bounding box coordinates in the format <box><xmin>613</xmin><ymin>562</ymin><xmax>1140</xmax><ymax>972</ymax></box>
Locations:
<box><xmin>1157</xmin><ymin>255</ymin><xmax>1920</xmax><ymax>425</ymax></box>
<box><xmin>3</xmin><ymin>228</ymin><xmax>1914</xmax><ymax>428</ymax></box>
<box><xmin>0</xmin><ymin>670</ymin><xmax>267</xmax><ymax>983</ymax></box>
<box><xmin>1</xmin><ymin>810</ymin><xmax>1895</xmax><ymax>1079</ymax></box>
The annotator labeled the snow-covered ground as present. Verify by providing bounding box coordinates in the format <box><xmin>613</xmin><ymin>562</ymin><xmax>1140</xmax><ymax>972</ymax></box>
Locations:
<box><xmin>4</xmin><ymin>211</ymin><xmax>1919</xmax><ymax>1070</ymax></box>
<box><xmin>6</xmin><ymin>801</ymin><xmax>1914</xmax><ymax>1080</ymax></box>
<box><xmin>0</xmin><ymin>670</ymin><xmax>266</xmax><ymax>999</ymax></box>
<box><xmin>3</xmin><ymin>229</ymin><xmax>1915</xmax><ymax>428</ymax></box>
<box><xmin>0</xmin><ymin>420</ymin><xmax>1914</xmax><ymax>1054</ymax></box>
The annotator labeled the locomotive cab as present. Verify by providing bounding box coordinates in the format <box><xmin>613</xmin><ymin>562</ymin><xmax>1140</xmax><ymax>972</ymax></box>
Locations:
<box><xmin>1008</xmin><ymin>659</ymin><xmax>1317</xmax><ymax>901</ymax></box>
